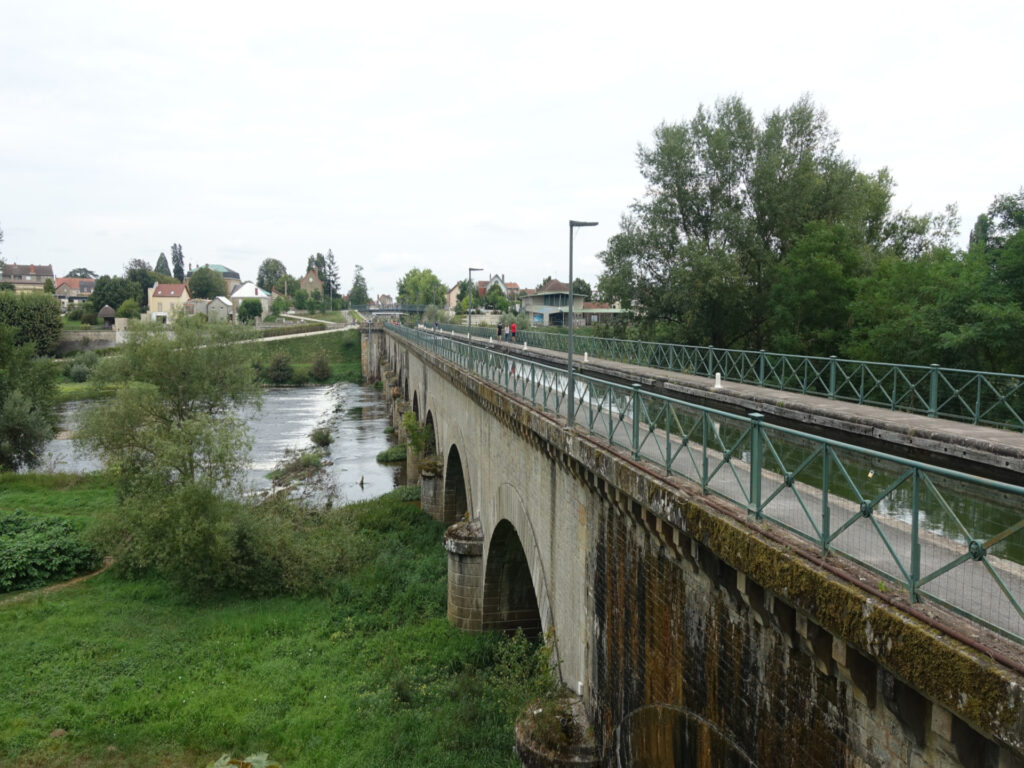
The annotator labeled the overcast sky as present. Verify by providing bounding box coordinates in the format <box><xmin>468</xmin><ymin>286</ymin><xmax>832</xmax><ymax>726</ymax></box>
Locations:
<box><xmin>2</xmin><ymin>0</ymin><xmax>1021</xmax><ymax>298</ymax></box>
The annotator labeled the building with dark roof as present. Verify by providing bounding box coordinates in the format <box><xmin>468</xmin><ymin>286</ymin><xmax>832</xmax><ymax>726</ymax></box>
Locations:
<box><xmin>0</xmin><ymin>263</ymin><xmax>55</xmax><ymax>293</ymax></box>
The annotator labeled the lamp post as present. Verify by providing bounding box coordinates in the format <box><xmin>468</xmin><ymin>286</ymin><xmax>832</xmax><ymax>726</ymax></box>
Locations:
<box><xmin>568</xmin><ymin>220</ymin><xmax>598</xmax><ymax>426</ymax></box>
<box><xmin>467</xmin><ymin>267</ymin><xmax>482</xmax><ymax>340</ymax></box>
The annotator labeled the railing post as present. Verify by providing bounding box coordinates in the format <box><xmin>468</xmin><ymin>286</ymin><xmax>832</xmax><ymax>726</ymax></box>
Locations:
<box><xmin>632</xmin><ymin>383</ymin><xmax>642</xmax><ymax>459</ymax></box>
<box><xmin>706</xmin><ymin>345</ymin><xmax>714</xmax><ymax>377</ymax></box>
<box><xmin>701</xmin><ymin>413</ymin><xmax>709</xmax><ymax>493</ymax></box>
<box><xmin>910</xmin><ymin>468</ymin><xmax>921</xmax><ymax>602</ymax></box>
<box><xmin>828</xmin><ymin>356</ymin><xmax>837</xmax><ymax>399</ymax></box>
<box><xmin>821</xmin><ymin>446</ymin><xmax>831</xmax><ymax>556</ymax></box>
<box><xmin>928</xmin><ymin>364</ymin><xmax>939</xmax><ymax>418</ymax></box>
<box><xmin>749</xmin><ymin>413</ymin><xmax>764</xmax><ymax>518</ymax></box>
<box><xmin>758</xmin><ymin>349</ymin><xmax>766</xmax><ymax>386</ymax></box>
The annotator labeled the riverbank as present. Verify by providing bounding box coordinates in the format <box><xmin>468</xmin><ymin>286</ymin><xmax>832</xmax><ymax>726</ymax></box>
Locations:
<box><xmin>0</xmin><ymin>483</ymin><xmax>545</xmax><ymax>767</ymax></box>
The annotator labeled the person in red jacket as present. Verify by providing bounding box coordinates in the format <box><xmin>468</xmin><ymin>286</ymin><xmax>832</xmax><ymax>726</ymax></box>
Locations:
<box><xmin>510</xmin><ymin>321</ymin><xmax>517</xmax><ymax>341</ymax></box>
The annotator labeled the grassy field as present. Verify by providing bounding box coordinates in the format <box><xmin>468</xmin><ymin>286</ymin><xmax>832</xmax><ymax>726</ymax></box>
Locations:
<box><xmin>260</xmin><ymin>329</ymin><xmax>362</xmax><ymax>384</ymax></box>
<box><xmin>0</xmin><ymin>484</ymin><xmax>543</xmax><ymax>768</ymax></box>
<box><xmin>0</xmin><ymin>473</ymin><xmax>115</xmax><ymax>528</ymax></box>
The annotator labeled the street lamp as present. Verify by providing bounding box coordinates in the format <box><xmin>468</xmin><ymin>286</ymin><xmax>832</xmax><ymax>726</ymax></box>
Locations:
<box><xmin>568</xmin><ymin>220</ymin><xmax>598</xmax><ymax>426</ymax></box>
<box><xmin>467</xmin><ymin>267</ymin><xmax>482</xmax><ymax>340</ymax></box>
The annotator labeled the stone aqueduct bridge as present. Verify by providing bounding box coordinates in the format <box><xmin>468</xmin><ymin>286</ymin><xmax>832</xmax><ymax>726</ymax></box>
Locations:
<box><xmin>362</xmin><ymin>327</ymin><xmax>1024</xmax><ymax>768</ymax></box>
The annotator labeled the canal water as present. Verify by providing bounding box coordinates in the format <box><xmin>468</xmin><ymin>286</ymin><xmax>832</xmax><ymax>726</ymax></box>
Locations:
<box><xmin>35</xmin><ymin>382</ymin><xmax>404</xmax><ymax>502</ymax></box>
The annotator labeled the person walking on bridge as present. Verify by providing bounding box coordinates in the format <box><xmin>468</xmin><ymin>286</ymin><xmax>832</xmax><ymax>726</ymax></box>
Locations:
<box><xmin>510</xmin><ymin>321</ymin><xmax>517</xmax><ymax>341</ymax></box>
<box><xmin>497</xmin><ymin>322</ymin><xmax>503</xmax><ymax>340</ymax></box>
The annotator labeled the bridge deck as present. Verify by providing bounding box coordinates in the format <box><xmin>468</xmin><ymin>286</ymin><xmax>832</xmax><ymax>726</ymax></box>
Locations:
<box><xmin>466</xmin><ymin>333</ymin><xmax>1024</xmax><ymax>481</ymax></box>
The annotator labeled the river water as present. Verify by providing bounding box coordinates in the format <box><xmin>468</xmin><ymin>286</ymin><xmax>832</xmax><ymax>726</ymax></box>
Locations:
<box><xmin>35</xmin><ymin>383</ymin><xmax>404</xmax><ymax>502</ymax></box>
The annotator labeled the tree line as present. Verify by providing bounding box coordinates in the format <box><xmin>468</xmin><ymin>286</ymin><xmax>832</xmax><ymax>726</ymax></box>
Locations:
<box><xmin>597</xmin><ymin>95</ymin><xmax>1024</xmax><ymax>373</ymax></box>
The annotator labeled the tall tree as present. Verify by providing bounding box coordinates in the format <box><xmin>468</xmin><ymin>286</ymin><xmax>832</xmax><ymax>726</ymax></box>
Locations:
<box><xmin>273</xmin><ymin>273</ymin><xmax>300</xmax><ymax>297</ymax></box>
<box><xmin>348</xmin><ymin>265</ymin><xmax>369</xmax><ymax>306</ymax></box>
<box><xmin>89</xmin><ymin>276</ymin><xmax>142</xmax><ymax>315</ymax></box>
<box><xmin>154</xmin><ymin>252</ymin><xmax>171</xmax><ymax>276</ymax></box>
<box><xmin>66</xmin><ymin>268</ymin><xmax>98</xmax><ymax>279</ymax></box>
<box><xmin>572</xmin><ymin>278</ymin><xmax>592</xmax><ymax>299</ymax></box>
<box><xmin>171</xmin><ymin>244</ymin><xmax>185</xmax><ymax>282</ymax></box>
<box><xmin>124</xmin><ymin>258</ymin><xmax>155</xmax><ymax>310</ymax></box>
<box><xmin>396</xmin><ymin>268</ymin><xmax>445</xmax><ymax>306</ymax></box>
<box><xmin>0</xmin><ymin>325</ymin><xmax>58</xmax><ymax>470</ymax></box>
<box><xmin>598</xmin><ymin>95</ymin><xmax>901</xmax><ymax>350</ymax></box>
<box><xmin>188</xmin><ymin>266</ymin><xmax>227</xmax><ymax>299</ymax></box>
<box><xmin>257</xmin><ymin>258</ymin><xmax>288</xmax><ymax>292</ymax></box>
<box><xmin>325</xmin><ymin>250</ymin><xmax>339</xmax><ymax>298</ymax></box>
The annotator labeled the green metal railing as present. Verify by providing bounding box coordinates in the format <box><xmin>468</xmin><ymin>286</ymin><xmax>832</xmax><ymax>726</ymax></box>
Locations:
<box><xmin>392</xmin><ymin>323</ymin><xmax>1024</xmax><ymax>644</ymax></box>
<box><xmin>433</xmin><ymin>322</ymin><xmax>1024</xmax><ymax>431</ymax></box>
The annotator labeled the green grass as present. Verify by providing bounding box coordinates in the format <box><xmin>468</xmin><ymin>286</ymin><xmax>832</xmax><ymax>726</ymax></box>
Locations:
<box><xmin>0</xmin><ymin>473</ymin><xmax>114</xmax><ymax>529</ymax></box>
<box><xmin>0</xmin><ymin>486</ymin><xmax>544</xmax><ymax>768</ymax></box>
<box><xmin>375</xmin><ymin>444</ymin><xmax>407</xmax><ymax>463</ymax></box>
<box><xmin>261</xmin><ymin>329</ymin><xmax>362</xmax><ymax>385</ymax></box>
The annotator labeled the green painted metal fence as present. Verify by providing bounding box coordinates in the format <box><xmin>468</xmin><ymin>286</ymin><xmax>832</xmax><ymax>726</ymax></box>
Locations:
<box><xmin>433</xmin><ymin>322</ymin><xmax>1024</xmax><ymax>431</ymax></box>
<box><xmin>393</xmin><ymin>323</ymin><xmax>1024</xmax><ymax>644</ymax></box>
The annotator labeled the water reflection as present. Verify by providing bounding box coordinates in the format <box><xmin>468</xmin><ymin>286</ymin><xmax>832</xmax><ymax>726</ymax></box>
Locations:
<box><xmin>34</xmin><ymin>383</ymin><xmax>403</xmax><ymax>502</ymax></box>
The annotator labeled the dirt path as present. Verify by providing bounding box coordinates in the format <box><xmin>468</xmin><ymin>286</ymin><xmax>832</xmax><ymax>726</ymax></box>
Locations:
<box><xmin>0</xmin><ymin>556</ymin><xmax>114</xmax><ymax>609</ymax></box>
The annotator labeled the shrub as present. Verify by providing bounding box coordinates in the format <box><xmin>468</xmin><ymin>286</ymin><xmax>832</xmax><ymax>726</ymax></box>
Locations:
<box><xmin>68</xmin><ymin>362</ymin><xmax>90</xmax><ymax>382</ymax></box>
<box><xmin>67</xmin><ymin>307</ymin><xmax>84</xmax><ymax>321</ymax></box>
<box><xmin>104</xmin><ymin>483</ymin><xmax>344</xmax><ymax>597</ymax></box>
<box><xmin>310</xmin><ymin>348</ymin><xmax>331</xmax><ymax>381</ymax></box>
<box><xmin>265</xmin><ymin>353</ymin><xmax>293</xmax><ymax>384</ymax></box>
<box><xmin>0</xmin><ymin>291</ymin><xmax>62</xmax><ymax>355</ymax></box>
<box><xmin>310</xmin><ymin>426</ymin><xmax>333</xmax><ymax>447</ymax></box>
<box><xmin>376</xmin><ymin>444</ymin><xmax>406</xmax><ymax>463</ymax></box>
<box><xmin>0</xmin><ymin>511</ymin><xmax>102</xmax><ymax>593</ymax></box>
<box><xmin>81</xmin><ymin>311</ymin><xmax>98</xmax><ymax>326</ymax></box>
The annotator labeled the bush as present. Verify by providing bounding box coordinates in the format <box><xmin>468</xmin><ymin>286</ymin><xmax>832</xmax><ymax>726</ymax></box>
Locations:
<box><xmin>81</xmin><ymin>310</ymin><xmax>98</xmax><ymax>326</ymax></box>
<box><xmin>68</xmin><ymin>362</ymin><xmax>90</xmax><ymax>382</ymax></box>
<box><xmin>310</xmin><ymin>348</ymin><xmax>331</xmax><ymax>381</ymax></box>
<box><xmin>67</xmin><ymin>307</ymin><xmax>84</xmax><ymax>321</ymax></box>
<box><xmin>104</xmin><ymin>483</ymin><xmax>346</xmax><ymax>597</ymax></box>
<box><xmin>265</xmin><ymin>353</ymin><xmax>293</xmax><ymax>384</ymax></box>
<box><xmin>0</xmin><ymin>291</ymin><xmax>62</xmax><ymax>355</ymax></box>
<box><xmin>0</xmin><ymin>511</ymin><xmax>102</xmax><ymax>593</ymax></box>
<box><xmin>310</xmin><ymin>427</ymin><xmax>333</xmax><ymax>447</ymax></box>
<box><xmin>376</xmin><ymin>444</ymin><xmax>406</xmax><ymax>463</ymax></box>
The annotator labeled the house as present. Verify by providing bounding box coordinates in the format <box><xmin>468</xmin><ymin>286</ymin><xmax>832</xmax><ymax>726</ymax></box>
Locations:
<box><xmin>186</xmin><ymin>264</ymin><xmax>242</xmax><ymax>295</ymax></box>
<box><xmin>446</xmin><ymin>283</ymin><xmax>461</xmax><ymax>310</ymax></box>
<box><xmin>0</xmin><ymin>263</ymin><xmax>55</xmax><ymax>293</ymax></box>
<box><xmin>54</xmin><ymin>277</ymin><xmax>94</xmax><ymax>310</ymax></box>
<box><xmin>229</xmin><ymin>282</ymin><xmax>272</xmax><ymax>319</ymax></box>
<box><xmin>581</xmin><ymin>300</ymin><xmax>628</xmax><ymax>326</ymax></box>
<box><xmin>147</xmin><ymin>282</ymin><xmax>191</xmax><ymax>322</ymax></box>
<box><xmin>208</xmin><ymin>296</ymin><xmax>235</xmax><ymax>322</ymax></box>
<box><xmin>377</xmin><ymin>294</ymin><xmax>395</xmax><ymax>307</ymax></box>
<box><xmin>520</xmin><ymin>279</ymin><xmax>583</xmax><ymax>326</ymax></box>
<box><xmin>301</xmin><ymin>268</ymin><xmax>324</xmax><ymax>297</ymax></box>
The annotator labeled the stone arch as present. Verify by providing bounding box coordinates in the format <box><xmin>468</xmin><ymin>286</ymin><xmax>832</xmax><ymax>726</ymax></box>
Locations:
<box><xmin>482</xmin><ymin>519</ymin><xmax>543</xmax><ymax>638</ymax></box>
<box><xmin>423</xmin><ymin>411</ymin><xmax>437</xmax><ymax>456</ymax></box>
<box><xmin>612</xmin><ymin>705</ymin><xmax>756</xmax><ymax>767</ymax></box>
<box><xmin>442</xmin><ymin>444</ymin><xmax>469</xmax><ymax>525</ymax></box>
